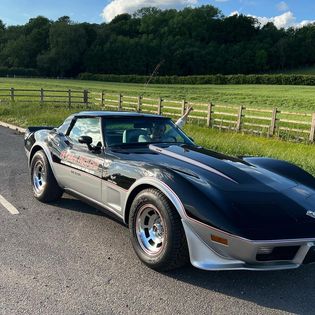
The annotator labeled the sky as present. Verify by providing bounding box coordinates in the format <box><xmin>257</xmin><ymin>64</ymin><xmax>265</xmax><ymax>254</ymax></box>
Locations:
<box><xmin>0</xmin><ymin>0</ymin><xmax>314</xmax><ymax>29</ymax></box>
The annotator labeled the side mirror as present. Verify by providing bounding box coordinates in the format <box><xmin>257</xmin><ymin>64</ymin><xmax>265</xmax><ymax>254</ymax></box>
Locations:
<box><xmin>78</xmin><ymin>136</ymin><xmax>102</xmax><ymax>153</ymax></box>
<box><xmin>78</xmin><ymin>136</ymin><xmax>93</xmax><ymax>146</ymax></box>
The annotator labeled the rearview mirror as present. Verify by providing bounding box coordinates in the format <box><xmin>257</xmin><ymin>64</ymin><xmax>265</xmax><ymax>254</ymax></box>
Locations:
<box><xmin>78</xmin><ymin>136</ymin><xmax>93</xmax><ymax>145</ymax></box>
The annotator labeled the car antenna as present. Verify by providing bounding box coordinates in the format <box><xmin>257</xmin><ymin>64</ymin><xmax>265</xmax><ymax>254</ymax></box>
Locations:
<box><xmin>140</xmin><ymin>60</ymin><xmax>165</xmax><ymax>97</ymax></box>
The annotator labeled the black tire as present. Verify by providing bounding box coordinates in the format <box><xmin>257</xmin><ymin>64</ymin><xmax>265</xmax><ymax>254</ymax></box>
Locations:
<box><xmin>129</xmin><ymin>188</ymin><xmax>189</xmax><ymax>271</ymax></box>
<box><xmin>30</xmin><ymin>150</ymin><xmax>63</xmax><ymax>202</ymax></box>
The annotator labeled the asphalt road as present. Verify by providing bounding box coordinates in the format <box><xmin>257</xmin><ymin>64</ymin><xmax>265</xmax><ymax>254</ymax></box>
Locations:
<box><xmin>0</xmin><ymin>126</ymin><xmax>314</xmax><ymax>315</ymax></box>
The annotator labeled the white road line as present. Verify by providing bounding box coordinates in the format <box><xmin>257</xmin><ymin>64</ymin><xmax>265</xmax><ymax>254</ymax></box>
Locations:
<box><xmin>0</xmin><ymin>195</ymin><xmax>19</xmax><ymax>215</ymax></box>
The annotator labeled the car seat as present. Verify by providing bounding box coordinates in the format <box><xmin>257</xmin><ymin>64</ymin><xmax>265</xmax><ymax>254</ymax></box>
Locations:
<box><xmin>123</xmin><ymin>129</ymin><xmax>147</xmax><ymax>143</ymax></box>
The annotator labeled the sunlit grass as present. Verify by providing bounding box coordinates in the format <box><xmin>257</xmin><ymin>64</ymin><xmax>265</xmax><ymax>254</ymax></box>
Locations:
<box><xmin>184</xmin><ymin>125</ymin><xmax>315</xmax><ymax>176</ymax></box>
<box><xmin>1</xmin><ymin>77</ymin><xmax>315</xmax><ymax>112</ymax></box>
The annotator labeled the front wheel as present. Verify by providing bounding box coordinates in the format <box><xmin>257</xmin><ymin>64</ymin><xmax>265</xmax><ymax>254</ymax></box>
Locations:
<box><xmin>129</xmin><ymin>188</ymin><xmax>189</xmax><ymax>271</ymax></box>
<box><xmin>30</xmin><ymin>150</ymin><xmax>63</xmax><ymax>202</ymax></box>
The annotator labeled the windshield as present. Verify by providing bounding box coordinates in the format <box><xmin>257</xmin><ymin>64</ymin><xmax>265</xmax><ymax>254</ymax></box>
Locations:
<box><xmin>104</xmin><ymin>117</ymin><xmax>194</xmax><ymax>147</ymax></box>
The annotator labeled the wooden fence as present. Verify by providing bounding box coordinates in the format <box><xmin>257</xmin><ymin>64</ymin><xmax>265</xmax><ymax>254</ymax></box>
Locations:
<box><xmin>0</xmin><ymin>88</ymin><xmax>89</xmax><ymax>108</ymax></box>
<box><xmin>1</xmin><ymin>87</ymin><xmax>315</xmax><ymax>142</ymax></box>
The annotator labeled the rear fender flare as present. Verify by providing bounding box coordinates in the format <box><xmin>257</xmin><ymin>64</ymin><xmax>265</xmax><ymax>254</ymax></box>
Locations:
<box><xmin>29</xmin><ymin>142</ymin><xmax>57</xmax><ymax>178</ymax></box>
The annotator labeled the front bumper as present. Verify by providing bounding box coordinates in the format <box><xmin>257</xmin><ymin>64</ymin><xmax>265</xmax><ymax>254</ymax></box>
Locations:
<box><xmin>183</xmin><ymin>219</ymin><xmax>315</xmax><ymax>271</ymax></box>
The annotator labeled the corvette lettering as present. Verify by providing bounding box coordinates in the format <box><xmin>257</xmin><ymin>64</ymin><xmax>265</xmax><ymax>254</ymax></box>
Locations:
<box><xmin>60</xmin><ymin>150</ymin><xmax>100</xmax><ymax>171</ymax></box>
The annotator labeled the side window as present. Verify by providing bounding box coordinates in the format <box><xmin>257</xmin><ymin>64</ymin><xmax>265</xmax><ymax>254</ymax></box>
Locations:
<box><xmin>58</xmin><ymin>115</ymin><xmax>73</xmax><ymax>135</ymax></box>
<box><xmin>68</xmin><ymin>118</ymin><xmax>102</xmax><ymax>146</ymax></box>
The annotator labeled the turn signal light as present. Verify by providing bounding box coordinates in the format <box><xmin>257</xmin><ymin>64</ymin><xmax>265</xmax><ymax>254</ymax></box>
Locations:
<box><xmin>211</xmin><ymin>234</ymin><xmax>228</xmax><ymax>246</ymax></box>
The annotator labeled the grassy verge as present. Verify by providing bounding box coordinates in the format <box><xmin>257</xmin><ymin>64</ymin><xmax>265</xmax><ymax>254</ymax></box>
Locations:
<box><xmin>184</xmin><ymin>125</ymin><xmax>315</xmax><ymax>176</ymax></box>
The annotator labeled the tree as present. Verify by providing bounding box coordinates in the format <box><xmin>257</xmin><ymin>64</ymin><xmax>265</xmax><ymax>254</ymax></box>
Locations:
<box><xmin>37</xmin><ymin>23</ymin><xmax>87</xmax><ymax>76</ymax></box>
<box><xmin>0</xmin><ymin>6</ymin><xmax>313</xmax><ymax>76</ymax></box>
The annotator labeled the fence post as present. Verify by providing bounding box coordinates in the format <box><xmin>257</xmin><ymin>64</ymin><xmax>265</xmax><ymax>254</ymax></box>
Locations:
<box><xmin>236</xmin><ymin>105</ymin><xmax>245</xmax><ymax>131</ymax></box>
<box><xmin>270</xmin><ymin>107</ymin><xmax>278</xmax><ymax>136</ymax></box>
<box><xmin>10</xmin><ymin>87</ymin><xmax>15</xmax><ymax>102</ymax></box>
<box><xmin>137</xmin><ymin>95</ymin><xmax>142</xmax><ymax>112</ymax></box>
<box><xmin>310</xmin><ymin>113</ymin><xmax>315</xmax><ymax>142</ymax></box>
<box><xmin>157</xmin><ymin>98</ymin><xmax>163</xmax><ymax>115</ymax></box>
<box><xmin>118</xmin><ymin>93</ymin><xmax>122</xmax><ymax>111</ymax></box>
<box><xmin>101</xmin><ymin>91</ymin><xmax>105</xmax><ymax>107</ymax></box>
<box><xmin>181</xmin><ymin>99</ymin><xmax>187</xmax><ymax>116</ymax></box>
<box><xmin>40</xmin><ymin>88</ymin><xmax>44</xmax><ymax>107</ymax></box>
<box><xmin>83</xmin><ymin>90</ymin><xmax>89</xmax><ymax>107</ymax></box>
<box><xmin>207</xmin><ymin>103</ymin><xmax>213</xmax><ymax>127</ymax></box>
<box><xmin>68</xmin><ymin>89</ymin><xmax>72</xmax><ymax>109</ymax></box>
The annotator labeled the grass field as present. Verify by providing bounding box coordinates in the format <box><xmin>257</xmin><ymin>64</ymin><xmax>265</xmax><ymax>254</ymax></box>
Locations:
<box><xmin>1</xmin><ymin>77</ymin><xmax>315</xmax><ymax>112</ymax></box>
<box><xmin>1</xmin><ymin>77</ymin><xmax>315</xmax><ymax>176</ymax></box>
<box><xmin>185</xmin><ymin>125</ymin><xmax>315</xmax><ymax>175</ymax></box>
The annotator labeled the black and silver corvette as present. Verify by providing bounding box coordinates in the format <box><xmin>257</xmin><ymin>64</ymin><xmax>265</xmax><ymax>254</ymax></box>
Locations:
<box><xmin>24</xmin><ymin>111</ymin><xmax>315</xmax><ymax>271</ymax></box>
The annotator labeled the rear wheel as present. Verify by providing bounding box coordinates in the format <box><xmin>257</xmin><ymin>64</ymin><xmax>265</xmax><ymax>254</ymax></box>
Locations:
<box><xmin>129</xmin><ymin>188</ymin><xmax>189</xmax><ymax>271</ymax></box>
<box><xmin>31</xmin><ymin>150</ymin><xmax>63</xmax><ymax>202</ymax></box>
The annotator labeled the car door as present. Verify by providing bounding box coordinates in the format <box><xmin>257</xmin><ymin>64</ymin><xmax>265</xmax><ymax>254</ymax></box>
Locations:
<box><xmin>100</xmin><ymin>117</ymin><xmax>140</xmax><ymax>217</ymax></box>
<box><xmin>60</xmin><ymin>116</ymin><xmax>104</xmax><ymax>203</ymax></box>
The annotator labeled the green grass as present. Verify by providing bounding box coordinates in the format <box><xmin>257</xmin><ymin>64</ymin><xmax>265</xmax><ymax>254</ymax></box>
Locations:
<box><xmin>0</xmin><ymin>77</ymin><xmax>315</xmax><ymax>176</ymax></box>
<box><xmin>2</xmin><ymin>77</ymin><xmax>315</xmax><ymax>112</ymax></box>
<box><xmin>184</xmin><ymin>125</ymin><xmax>315</xmax><ymax>176</ymax></box>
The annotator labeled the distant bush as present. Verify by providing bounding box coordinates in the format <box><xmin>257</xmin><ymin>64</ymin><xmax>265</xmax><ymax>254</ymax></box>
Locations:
<box><xmin>0</xmin><ymin>67</ymin><xmax>39</xmax><ymax>77</ymax></box>
<box><xmin>78</xmin><ymin>73</ymin><xmax>315</xmax><ymax>86</ymax></box>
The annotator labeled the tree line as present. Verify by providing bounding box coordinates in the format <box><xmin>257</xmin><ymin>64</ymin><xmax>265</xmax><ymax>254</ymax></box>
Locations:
<box><xmin>0</xmin><ymin>5</ymin><xmax>315</xmax><ymax>77</ymax></box>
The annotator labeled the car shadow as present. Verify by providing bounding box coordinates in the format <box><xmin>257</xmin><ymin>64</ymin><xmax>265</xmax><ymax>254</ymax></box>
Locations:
<box><xmin>165</xmin><ymin>264</ymin><xmax>315</xmax><ymax>314</ymax></box>
<box><xmin>51</xmin><ymin>195</ymin><xmax>126</xmax><ymax>226</ymax></box>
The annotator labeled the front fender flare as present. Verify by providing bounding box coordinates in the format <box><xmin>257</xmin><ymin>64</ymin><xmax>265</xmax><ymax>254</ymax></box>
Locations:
<box><xmin>123</xmin><ymin>177</ymin><xmax>187</xmax><ymax>224</ymax></box>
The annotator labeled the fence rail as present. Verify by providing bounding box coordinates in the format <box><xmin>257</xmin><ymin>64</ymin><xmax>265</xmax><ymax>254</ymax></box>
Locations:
<box><xmin>1</xmin><ymin>87</ymin><xmax>315</xmax><ymax>142</ymax></box>
<box><xmin>0</xmin><ymin>88</ymin><xmax>90</xmax><ymax>108</ymax></box>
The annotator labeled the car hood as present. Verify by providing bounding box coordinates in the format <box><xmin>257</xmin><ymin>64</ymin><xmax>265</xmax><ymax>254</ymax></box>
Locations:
<box><xmin>112</xmin><ymin>143</ymin><xmax>315</xmax><ymax>239</ymax></box>
<box><xmin>148</xmin><ymin>144</ymin><xmax>298</xmax><ymax>192</ymax></box>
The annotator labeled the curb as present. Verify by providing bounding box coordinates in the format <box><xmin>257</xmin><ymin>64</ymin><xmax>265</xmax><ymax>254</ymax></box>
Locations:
<box><xmin>0</xmin><ymin>121</ymin><xmax>26</xmax><ymax>134</ymax></box>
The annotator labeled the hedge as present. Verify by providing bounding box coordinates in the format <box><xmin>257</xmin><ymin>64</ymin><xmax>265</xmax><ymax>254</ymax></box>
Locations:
<box><xmin>0</xmin><ymin>67</ymin><xmax>39</xmax><ymax>77</ymax></box>
<box><xmin>78</xmin><ymin>73</ymin><xmax>315</xmax><ymax>86</ymax></box>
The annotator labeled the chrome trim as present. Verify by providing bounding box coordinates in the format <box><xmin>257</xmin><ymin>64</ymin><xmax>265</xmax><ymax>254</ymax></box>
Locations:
<box><xmin>149</xmin><ymin>144</ymin><xmax>238</xmax><ymax>183</ymax></box>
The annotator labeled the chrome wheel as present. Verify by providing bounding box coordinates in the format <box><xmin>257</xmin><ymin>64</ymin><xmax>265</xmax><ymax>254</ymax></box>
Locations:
<box><xmin>32</xmin><ymin>160</ymin><xmax>47</xmax><ymax>194</ymax></box>
<box><xmin>136</xmin><ymin>204</ymin><xmax>166</xmax><ymax>255</ymax></box>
